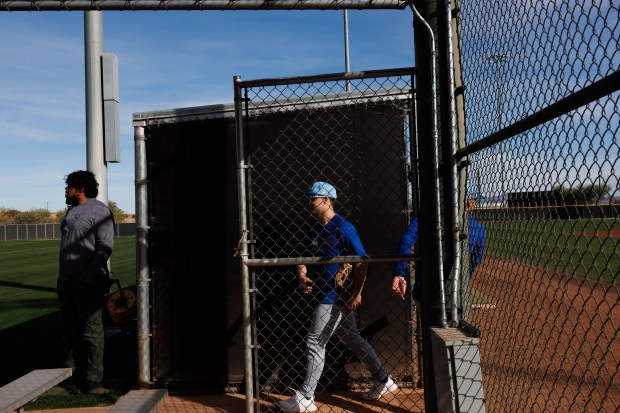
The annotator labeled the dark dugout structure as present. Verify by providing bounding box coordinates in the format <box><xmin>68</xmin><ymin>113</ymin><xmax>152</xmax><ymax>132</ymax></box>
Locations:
<box><xmin>132</xmin><ymin>68</ymin><xmax>418</xmax><ymax>398</ymax></box>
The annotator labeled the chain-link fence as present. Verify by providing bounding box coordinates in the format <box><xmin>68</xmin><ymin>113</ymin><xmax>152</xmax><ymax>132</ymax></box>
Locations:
<box><xmin>0</xmin><ymin>224</ymin><xmax>61</xmax><ymax>241</ymax></box>
<box><xmin>0</xmin><ymin>223</ymin><xmax>136</xmax><ymax>241</ymax></box>
<box><xmin>235</xmin><ymin>68</ymin><xmax>428</xmax><ymax>412</ymax></box>
<box><xmin>122</xmin><ymin>2</ymin><xmax>619</xmax><ymax>412</ymax></box>
<box><xmin>234</xmin><ymin>2</ymin><xmax>619</xmax><ymax>413</ymax></box>
<box><xmin>454</xmin><ymin>1</ymin><xmax>619</xmax><ymax>412</ymax></box>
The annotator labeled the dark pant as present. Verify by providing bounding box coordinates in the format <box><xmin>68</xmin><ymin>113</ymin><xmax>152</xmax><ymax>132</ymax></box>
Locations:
<box><xmin>57</xmin><ymin>279</ymin><xmax>107</xmax><ymax>388</ymax></box>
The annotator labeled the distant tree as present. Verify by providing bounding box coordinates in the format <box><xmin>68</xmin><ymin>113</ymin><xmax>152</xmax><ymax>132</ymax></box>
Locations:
<box><xmin>0</xmin><ymin>208</ymin><xmax>20</xmax><ymax>224</ymax></box>
<box><xmin>11</xmin><ymin>208</ymin><xmax>54</xmax><ymax>224</ymax></box>
<box><xmin>108</xmin><ymin>200</ymin><xmax>126</xmax><ymax>223</ymax></box>
<box><xmin>552</xmin><ymin>182</ymin><xmax>611</xmax><ymax>205</ymax></box>
<box><xmin>1</xmin><ymin>201</ymin><xmax>126</xmax><ymax>225</ymax></box>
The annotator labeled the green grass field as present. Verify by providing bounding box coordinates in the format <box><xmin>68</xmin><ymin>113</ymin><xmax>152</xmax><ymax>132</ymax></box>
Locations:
<box><xmin>0</xmin><ymin>237</ymin><xmax>137</xmax><ymax>331</ymax></box>
<box><xmin>0</xmin><ymin>236</ymin><xmax>137</xmax><ymax>394</ymax></box>
<box><xmin>482</xmin><ymin>218</ymin><xmax>619</xmax><ymax>283</ymax></box>
<box><xmin>1</xmin><ymin>220</ymin><xmax>616</xmax><ymax>334</ymax></box>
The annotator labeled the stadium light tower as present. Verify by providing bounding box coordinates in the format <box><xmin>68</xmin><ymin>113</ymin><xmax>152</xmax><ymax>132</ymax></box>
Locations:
<box><xmin>343</xmin><ymin>10</ymin><xmax>351</xmax><ymax>91</ymax></box>
<box><xmin>488</xmin><ymin>53</ymin><xmax>508</xmax><ymax>203</ymax></box>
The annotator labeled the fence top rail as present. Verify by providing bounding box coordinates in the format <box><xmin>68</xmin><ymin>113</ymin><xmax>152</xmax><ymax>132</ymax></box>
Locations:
<box><xmin>236</xmin><ymin>67</ymin><xmax>415</xmax><ymax>88</ymax></box>
<box><xmin>134</xmin><ymin>68</ymin><xmax>414</xmax><ymax>126</ymax></box>
<box><xmin>0</xmin><ymin>1</ymin><xmax>410</xmax><ymax>11</ymax></box>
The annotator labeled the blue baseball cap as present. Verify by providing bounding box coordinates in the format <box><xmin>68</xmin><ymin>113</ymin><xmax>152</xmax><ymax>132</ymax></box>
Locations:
<box><xmin>304</xmin><ymin>181</ymin><xmax>337</xmax><ymax>199</ymax></box>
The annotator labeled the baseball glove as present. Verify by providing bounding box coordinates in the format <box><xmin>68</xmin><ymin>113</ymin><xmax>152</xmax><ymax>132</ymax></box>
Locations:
<box><xmin>334</xmin><ymin>262</ymin><xmax>353</xmax><ymax>289</ymax></box>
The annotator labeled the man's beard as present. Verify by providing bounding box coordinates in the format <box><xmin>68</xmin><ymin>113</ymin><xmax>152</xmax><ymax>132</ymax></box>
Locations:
<box><xmin>65</xmin><ymin>195</ymin><xmax>79</xmax><ymax>207</ymax></box>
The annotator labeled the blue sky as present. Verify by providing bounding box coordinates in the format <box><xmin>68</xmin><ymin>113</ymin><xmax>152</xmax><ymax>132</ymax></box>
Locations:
<box><xmin>0</xmin><ymin>10</ymin><xmax>414</xmax><ymax>214</ymax></box>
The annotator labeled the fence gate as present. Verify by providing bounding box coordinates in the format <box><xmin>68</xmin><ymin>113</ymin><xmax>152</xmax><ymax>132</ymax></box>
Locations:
<box><xmin>234</xmin><ymin>68</ymin><xmax>428</xmax><ymax>412</ymax></box>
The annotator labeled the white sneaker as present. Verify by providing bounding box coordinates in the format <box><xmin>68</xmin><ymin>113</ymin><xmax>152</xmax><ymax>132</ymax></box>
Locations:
<box><xmin>362</xmin><ymin>376</ymin><xmax>398</xmax><ymax>400</ymax></box>
<box><xmin>277</xmin><ymin>390</ymin><xmax>318</xmax><ymax>413</ymax></box>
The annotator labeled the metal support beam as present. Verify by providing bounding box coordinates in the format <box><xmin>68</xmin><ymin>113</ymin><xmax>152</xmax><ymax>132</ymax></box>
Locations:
<box><xmin>0</xmin><ymin>0</ymin><xmax>409</xmax><ymax>11</ymax></box>
<box><xmin>84</xmin><ymin>11</ymin><xmax>108</xmax><ymax>203</ymax></box>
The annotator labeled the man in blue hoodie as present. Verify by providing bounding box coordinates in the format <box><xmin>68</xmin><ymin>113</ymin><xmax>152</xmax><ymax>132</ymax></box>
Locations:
<box><xmin>390</xmin><ymin>198</ymin><xmax>486</xmax><ymax>387</ymax></box>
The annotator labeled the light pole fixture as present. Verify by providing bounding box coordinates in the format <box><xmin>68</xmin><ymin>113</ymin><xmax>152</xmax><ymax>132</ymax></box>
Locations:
<box><xmin>343</xmin><ymin>10</ymin><xmax>351</xmax><ymax>91</ymax></box>
<box><xmin>488</xmin><ymin>53</ymin><xmax>509</xmax><ymax>205</ymax></box>
<box><xmin>488</xmin><ymin>53</ymin><xmax>508</xmax><ymax>127</ymax></box>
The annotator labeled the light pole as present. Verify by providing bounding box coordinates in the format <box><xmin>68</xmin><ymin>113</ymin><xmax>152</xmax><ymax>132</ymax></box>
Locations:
<box><xmin>488</xmin><ymin>53</ymin><xmax>508</xmax><ymax>204</ymax></box>
<box><xmin>343</xmin><ymin>10</ymin><xmax>351</xmax><ymax>91</ymax></box>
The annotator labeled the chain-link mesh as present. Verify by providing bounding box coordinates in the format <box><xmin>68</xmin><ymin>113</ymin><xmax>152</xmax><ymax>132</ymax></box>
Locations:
<box><xmin>128</xmin><ymin>3</ymin><xmax>618</xmax><ymax>411</ymax></box>
<box><xmin>456</xmin><ymin>1</ymin><xmax>619</xmax><ymax>412</ymax></box>
<box><xmin>236</xmin><ymin>69</ymin><xmax>428</xmax><ymax>412</ymax></box>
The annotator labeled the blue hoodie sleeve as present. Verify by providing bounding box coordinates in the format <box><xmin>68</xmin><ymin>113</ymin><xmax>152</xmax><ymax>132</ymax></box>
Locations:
<box><xmin>393</xmin><ymin>218</ymin><xmax>418</xmax><ymax>277</ymax></box>
<box><xmin>468</xmin><ymin>215</ymin><xmax>486</xmax><ymax>276</ymax></box>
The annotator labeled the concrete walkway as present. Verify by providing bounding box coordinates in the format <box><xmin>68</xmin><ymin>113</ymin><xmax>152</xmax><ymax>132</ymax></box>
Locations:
<box><xmin>26</xmin><ymin>392</ymin><xmax>248</xmax><ymax>413</ymax></box>
<box><xmin>26</xmin><ymin>386</ymin><xmax>424</xmax><ymax>412</ymax></box>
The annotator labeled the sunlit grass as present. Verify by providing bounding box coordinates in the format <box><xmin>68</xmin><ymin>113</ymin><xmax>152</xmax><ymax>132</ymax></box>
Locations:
<box><xmin>0</xmin><ymin>237</ymin><xmax>136</xmax><ymax>331</ymax></box>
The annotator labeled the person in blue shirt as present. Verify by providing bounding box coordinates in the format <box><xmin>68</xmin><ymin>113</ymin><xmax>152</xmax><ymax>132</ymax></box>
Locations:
<box><xmin>278</xmin><ymin>181</ymin><xmax>397</xmax><ymax>413</ymax></box>
<box><xmin>392</xmin><ymin>199</ymin><xmax>486</xmax><ymax>301</ymax></box>
<box><xmin>390</xmin><ymin>198</ymin><xmax>486</xmax><ymax>387</ymax></box>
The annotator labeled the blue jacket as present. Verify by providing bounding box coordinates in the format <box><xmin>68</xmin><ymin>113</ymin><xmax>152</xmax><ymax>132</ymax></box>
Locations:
<box><xmin>301</xmin><ymin>214</ymin><xmax>366</xmax><ymax>305</ymax></box>
<box><xmin>393</xmin><ymin>215</ymin><xmax>486</xmax><ymax>300</ymax></box>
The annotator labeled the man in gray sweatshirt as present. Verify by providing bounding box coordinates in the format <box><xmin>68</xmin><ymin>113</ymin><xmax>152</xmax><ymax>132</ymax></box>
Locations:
<box><xmin>57</xmin><ymin>170</ymin><xmax>115</xmax><ymax>395</ymax></box>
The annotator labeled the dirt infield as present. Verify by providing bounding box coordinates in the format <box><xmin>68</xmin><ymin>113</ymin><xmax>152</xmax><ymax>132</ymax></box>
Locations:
<box><xmin>469</xmin><ymin>256</ymin><xmax>619</xmax><ymax>412</ymax></box>
<box><xmin>577</xmin><ymin>230</ymin><xmax>620</xmax><ymax>238</ymax></box>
